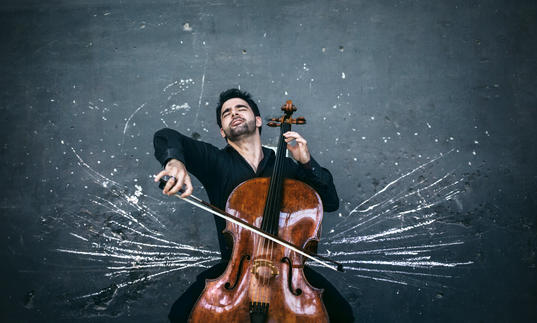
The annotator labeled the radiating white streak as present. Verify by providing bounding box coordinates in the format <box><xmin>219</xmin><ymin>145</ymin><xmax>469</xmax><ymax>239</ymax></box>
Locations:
<box><xmin>383</xmin><ymin>251</ymin><xmax>429</xmax><ymax>256</ymax></box>
<box><xmin>197</xmin><ymin>54</ymin><xmax>207</xmax><ymax>111</ymax></box>
<box><xmin>70</xmin><ymin>232</ymin><xmax>89</xmax><ymax>241</ymax></box>
<box><xmin>403</xmin><ymin>256</ymin><xmax>431</xmax><ymax>261</ymax></box>
<box><xmin>361</xmin><ymin>179</ymin><xmax>456</xmax><ymax>222</ymax></box>
<box><xmin>353</xmin><ymin>208</ymin><xmax>425</xmax><ymax>236</ymax></box>
<box><xmin>105</xmin><ymin>261</ymin><xmax>217</xmax><ymax>277</ymax></box>
<box><xmin>92</xmin><ymin>194</ymin><xmax>164</xmax><ymax>233</ymax></box>
<box><xmin>107</xmin><ymin>220</ymin><xmax>219</xmax><ymax>255</ymax></box>
<box><xmin>93</xmin><ymin>184</ymin><xmax>164</xmax><ymax>228</ymax></box>
<box><xmin>340</xmin><ymin>259</ymin><xmax>473</xmax><ymax>268</ymax></box>
<box><xmin>90</xmin><ymin>196</ymin><xmax>161</xmax><ymax>236</ymax></box>
<box><xmin>161</xmin><ymin>118</ymin><xmax>169</xmax><ymax>127</ymax></box>
<box><xmin>326</xmin><ymin>241</ymin><xmax>465</xmax><ymax>256</ymax></box>
<box><xmin>106</xmin><ymin>257</ymin><xmax>219</xmax><ymax>271</ymax></box>
<box><xmin>101</xmin><ymin>233</ymin><xmax>213</xmax><ymax>253</ymax></box>
<box><xmin>354</xmin><ymin>274</ymin><xmax>408</xmax><ymax>285</ymax></box>
<box><xmin>57</xmin><ymin>248</ymin><xmax>145</xmax><ymax>260</ymax></box>
<box><xmin>330</xmin><ymin>171</ymin><xmax>460</xmax><ymax>240</ymax></box>
<box><xmin>123</xmin><ymin>103</ymin><xmax>145</xmax><ymax>136</ymax></box>
<box><xmin>372</xmin><ymin>175</ymin><xmax>455</xmax><ymax>215</ymax></box>
<box><xmin>163</xmin><ymin>80</ymin><xmax>178</xmax><ymax>92</ymax></box>
<box><xmin>57</xmin><ymin>248</ymin><xmax>215</xmax><ymax>266</ymax></box>
<box><xmin>76</xmin><ymin>259</ymin><xmax>216</xmax><ymax>299</ymax></box>
<box><xmin>328</xmin><ymin>208</ymin><xmax>392</xmax><ymax>240</ymax></box>
<box><xmin>397</xmin><ymin>201</ymin><xmax>439</xmax><ymax>215</ymax></box>
<box><xmin>343</xmin><ymin>266</ymin><xmax>452</xmax><ymax>278</ymax></box>
<box><xmin>71</xmin><ymin>146</ymin><xmax>165</xmax><ymax>227</ymax></box>
<box><xmin>348</xmin><ymin>150</ymin><xmax>453</xmax><ymax>215</ymax></box>
<box><xmin>434</xmin><ymin>177</ymin><xmax>463</xmax><ymax>194</ymax></box>
<box><xmin>330</xmin><ymin>220</ymin><xmax>436</xmax><ymax>244</ymax></box>
<box><xmin>99</xmin><ymin>245</ymin><xmax>190</xmax><ymax>257</ymax></box>
<box><xmin>71</xmin><ymin>147</ymin><xmax>122</xmax><ymax>187</ymax></box>
<box><xmin>115</xmin><ymin>258</ymin><xmax>215</xmax><ymax>286</ymax></box>
<box><xmin>363</xmin><ymin>232</ymin><xmax>423</xmax><ymax>243</ymax></box>
<box><xmin>444</xmin><ymin>190</ymin><xmax>461</xmax><ymax>200</ymax></box>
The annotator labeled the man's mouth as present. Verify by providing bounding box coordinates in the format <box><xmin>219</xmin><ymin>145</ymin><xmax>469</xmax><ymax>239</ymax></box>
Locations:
<box><xmin>231</xmin><ymin>118</ymin><xmax>244</xmax><ymax>127</ymax></box>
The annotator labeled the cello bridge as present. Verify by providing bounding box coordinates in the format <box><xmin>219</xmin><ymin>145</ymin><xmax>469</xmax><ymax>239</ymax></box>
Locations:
<box><xmin>251</xmin><ymin>259</ymin><xmax>279</xmax><ymax>278</ymax></box>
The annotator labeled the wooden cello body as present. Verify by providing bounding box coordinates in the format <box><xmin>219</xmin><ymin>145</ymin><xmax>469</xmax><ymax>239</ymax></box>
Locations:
<box><xmin>189</xmin><ymin>178</ymin><xmax>328</xmax><ymax>322</ymax></box>
<box><xmin>189</xmin><ymin>101</ymin><xmax>329</xmax><ymax>322</ymax></box>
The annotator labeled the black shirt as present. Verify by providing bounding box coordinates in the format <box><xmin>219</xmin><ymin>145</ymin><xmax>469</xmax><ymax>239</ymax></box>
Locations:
<box><xmin>153</xmin><ymin>128</ymin><xmax>339</xmax><ymax>260</ymax></box>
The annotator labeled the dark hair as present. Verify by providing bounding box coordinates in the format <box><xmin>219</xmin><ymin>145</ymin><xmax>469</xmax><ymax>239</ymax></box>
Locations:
<box><xmin>216</xmin><ymin>88</ymin><xmax>261</xmax><ymax>134</ymax></box>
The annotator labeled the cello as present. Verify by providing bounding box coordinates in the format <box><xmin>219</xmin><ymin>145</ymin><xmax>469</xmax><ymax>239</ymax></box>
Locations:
<box><xmin>161</xmin><ymin>101</ymin><xmax>342</xmax><ymax>322</ymax></box>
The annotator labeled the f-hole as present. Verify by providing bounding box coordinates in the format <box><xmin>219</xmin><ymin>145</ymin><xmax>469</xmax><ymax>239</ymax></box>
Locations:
<box><xmin>224</xmin><ymin>254</ymin><xmax>250</xmax><ymax>290</ymax></box>
<box><xmin>281</xmin><ymin>257</ymin><xmax>302</xmax><ymax>296</ymax></box>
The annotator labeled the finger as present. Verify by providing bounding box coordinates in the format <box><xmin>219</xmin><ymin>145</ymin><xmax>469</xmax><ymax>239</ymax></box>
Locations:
<box><xmin>284</xmin><ymin>131</ymin><xmax>303</xmax><ymax>139</ymax></box>
<box><xmin>168</xmin><ymin>172</ymin><xmax>185</xmax><ymax>195</ymax></box>
<box><xmin>294</xmin><ymin>137</ymin><xmax>307</xmax><ymax>145</ymax></box>
<box><xmin>180</xmin><ymin>175</ymin><xmax>193</xmax><ymax>198</ymax></box>
<box><xmin>154</xmin><ymin>170</ymin><xmax>167</xmax><ymax>182</ymax></box>
<box><xmin>162</xmin><ymin>175</ymin><xmax>177</xmax><ymax>194</ymax></box>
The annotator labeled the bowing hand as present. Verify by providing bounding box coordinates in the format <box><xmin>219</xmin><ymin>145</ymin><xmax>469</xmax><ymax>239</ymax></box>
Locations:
<box><xmin>154</xmin><ymin>159</ymin><xmax>193</xmax><ymax>198</ymax></box>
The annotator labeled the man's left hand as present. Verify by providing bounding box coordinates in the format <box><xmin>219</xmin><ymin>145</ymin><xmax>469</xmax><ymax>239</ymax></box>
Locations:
<box><xmin>283</xmin><ymin>131</ymin><xmax>311</xmax><ymax>165</ymax></box>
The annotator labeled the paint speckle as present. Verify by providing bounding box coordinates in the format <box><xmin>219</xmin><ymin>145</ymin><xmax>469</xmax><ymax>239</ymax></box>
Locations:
<box><xmin>183</xmin><ymin>23</ymin><xmax>192</xmax><ymax>31</ymax></box>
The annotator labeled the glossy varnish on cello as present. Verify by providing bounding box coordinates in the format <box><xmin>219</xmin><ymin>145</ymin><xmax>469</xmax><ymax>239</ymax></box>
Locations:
<box><xmin>189</xmin><ymin>101</ymin><xmax>329</xmax><ymax>322</ymax></box>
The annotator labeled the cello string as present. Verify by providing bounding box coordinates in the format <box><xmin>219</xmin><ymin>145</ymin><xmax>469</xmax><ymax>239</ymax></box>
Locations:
<box><xmin>257</xmin><ymin>130</ymin><xmax>282</xmax><ymax>306</ymax></box>
<box><xmin>257</xmin><ymin>121</ymin><xmax>285</xmax><ymax>305</ymax></box>
<box><xmin>264</xmin><ymin>123</ymin><xmax>289</xmax><ymax>303</ymax></box>
<box><xmin>259</xmin><ymin>121</ymin><xmax>285</xmax><ymax>305</ymax></box>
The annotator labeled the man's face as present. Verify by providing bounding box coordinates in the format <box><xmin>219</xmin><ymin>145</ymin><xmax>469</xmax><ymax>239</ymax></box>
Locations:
<box><xmin>220</xmin><ymin>98</ymin><xmax>261</xmax><ymax>141</ymax></box>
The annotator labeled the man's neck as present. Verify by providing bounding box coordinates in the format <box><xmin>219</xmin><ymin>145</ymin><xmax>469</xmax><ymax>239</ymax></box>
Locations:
<box><xmin>227</xmin><ymin>133</ymin><xmax>264</xmax><ymax>173</ymax></box>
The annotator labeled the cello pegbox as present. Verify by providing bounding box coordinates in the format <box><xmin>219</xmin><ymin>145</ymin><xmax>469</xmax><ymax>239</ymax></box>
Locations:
<box><xmin>281</xmin><ymin>100</ymin><xmax>297</xmax><ymax>114</ymax></box>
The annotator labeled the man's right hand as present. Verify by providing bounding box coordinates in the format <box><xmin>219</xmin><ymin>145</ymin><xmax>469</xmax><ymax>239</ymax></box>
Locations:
<box><xmin>154</xmin><ymin>159</ymin><xmax>193</xmax><ymax>198</ymax></box>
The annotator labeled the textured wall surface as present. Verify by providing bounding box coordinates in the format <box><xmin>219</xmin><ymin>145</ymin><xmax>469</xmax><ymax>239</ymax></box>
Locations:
<box><xmin>1</xmin><ymin>0</ymin><xmax>536</xmax><ymax>322</ymax></box>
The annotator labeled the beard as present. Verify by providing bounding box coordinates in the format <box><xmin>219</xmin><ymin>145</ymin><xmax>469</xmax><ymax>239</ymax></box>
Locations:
<box><xmin>223</xmin><ymin>118</ymin><xmax>257</xmax><ymax>141</ymax></box>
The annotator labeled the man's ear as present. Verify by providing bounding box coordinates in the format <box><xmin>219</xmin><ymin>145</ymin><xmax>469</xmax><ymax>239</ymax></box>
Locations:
<box><xmin>220</xmin><ymin>128</ymin><xmax>226</xmax><ymax>138</ymax></box>
<box><xmin>255</xmin><ymin>116</ymin><xmax>262</xmax><ymax>128</ymax></box>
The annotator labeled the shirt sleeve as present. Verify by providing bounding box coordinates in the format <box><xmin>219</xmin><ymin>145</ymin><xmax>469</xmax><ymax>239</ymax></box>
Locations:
<box><xmin>153</xmin><ymin>128</ymin><xmax>220</xmax><ymax>188</ymax></box>
<box><xmin>294</xmin><ymin>157</ymin><xmax>339</xmax><ymax>212</ymax></box>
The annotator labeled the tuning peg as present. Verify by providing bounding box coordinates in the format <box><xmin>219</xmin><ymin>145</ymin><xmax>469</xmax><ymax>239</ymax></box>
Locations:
<box><xmin>267</xmin><ymin>121</ymin><xmax>281</xmax><ymax>127</ymax></box>
<box><xmin>294</xmin><ymin>117</ymin><xmax>306</xmax><ymax>124</ymax></box>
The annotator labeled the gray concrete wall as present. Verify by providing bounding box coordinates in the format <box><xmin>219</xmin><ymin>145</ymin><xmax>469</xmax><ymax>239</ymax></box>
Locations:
<box><xmin>1</xmin><ymin>0</ymin><xmax>536</xmax><ymax>321</ymax></box>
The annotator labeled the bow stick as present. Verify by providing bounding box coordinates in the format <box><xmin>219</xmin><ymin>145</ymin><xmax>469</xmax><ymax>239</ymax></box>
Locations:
<box><xmin>158</xmin><ymin>178</ymin><xmax>344</xmax><ymax>272</ymax></box>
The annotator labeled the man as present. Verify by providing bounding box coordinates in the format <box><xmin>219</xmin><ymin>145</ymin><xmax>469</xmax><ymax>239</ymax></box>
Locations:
<box><xmin>153</xmin><ymin>89</ymin><xmax>354</xmax><ymax>322</ymax></box>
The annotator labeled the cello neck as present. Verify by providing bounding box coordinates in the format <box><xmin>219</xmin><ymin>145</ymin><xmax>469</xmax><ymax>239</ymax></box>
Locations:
<box><xmin>260</xmin><ymin>121</ymin><xmax>291</xmax><ymax>236</ymax></box>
